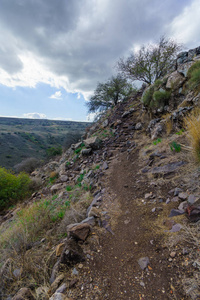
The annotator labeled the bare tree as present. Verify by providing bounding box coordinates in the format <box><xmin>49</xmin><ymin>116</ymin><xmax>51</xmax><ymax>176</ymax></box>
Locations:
<box><xmin>118</xmin><ymin>36</ymin><xmax>181</xmax><ymax>85</ymax></box>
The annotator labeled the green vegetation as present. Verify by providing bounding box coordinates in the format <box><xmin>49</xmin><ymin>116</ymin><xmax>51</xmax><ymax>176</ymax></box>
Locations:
<box><xmin>87</xmin><ymin>74</ymin><xmax>133</xmax><ymax>113</ymax></box>
<box><xmin>151</xmin><ymin>90</ymin><xmax>171</xmax><ymax>109</ymax></box>
<box><xmin>74</xmin><ymin>143</ymin><xmax>85</xmax><ymax>154</ymax></box>
<box><xmin>118</xmin><ymin>36</ymin><xmax>181</xmax><ymax>85</ymax></box>
<box><xmin>47</xmin><ymin>146</ymin><xmax>62</xmax><ymax>157</ymax></box>
<box><xmin>170</xmin><ymin>141</ymin><xmax>181</xmax><ymax>152</ymax></box>
<box><xmin>0</xmin><ymin>117</ymin><xmax>90</xmax><ymax>169</ymax></box>
<box><xmin>142</xmin><ymin>87</ymin><xmax>154</xmax><ymax>106</ymax></box>
<box><xmin>0</xmin><ymin>168</ymin><xmax>31</xmax><ymax>210</ymax></box>
<box><xmin>153</xmin><ymin>138</ymin><xmax>162</xmax><ymax>145</ymax></box>
<box><xmin>187</xmin><ymin>61</ymin><xmax>200</xmax><ymax>94</ymax></box>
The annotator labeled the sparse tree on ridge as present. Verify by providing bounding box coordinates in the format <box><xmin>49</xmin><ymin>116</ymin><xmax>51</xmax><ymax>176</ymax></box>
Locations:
<box><xmin>87</xmin><ymin>74</ymin><xmax>133</xmax><ymax>113</ymax></box>
<box><xmin>118</xmin><ymin>36</ymin><xmax>181</xmax><ymax>85</ymax></box>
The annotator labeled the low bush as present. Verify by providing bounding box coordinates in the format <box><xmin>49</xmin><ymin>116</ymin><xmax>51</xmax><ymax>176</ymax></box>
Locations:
<box><xmin>151</xmin><ymin>90</ymin><xmax>171</xmax><ymax>109</ymax></box>
<box><xmin>47</xmin><ymin>146</ymin><xmax>62</xmax><ymax>157</ymax></box>
<box><xmin>14</xmin><ymin>157</ymin><xmax>41</xmax><ymax>174</ymax></box>
<box><xmin>187</xmin><ymin>61</ymin><xmax>200</xmax><ymax>94</ymax></box>
<box><xmin>142</xmin><ymin>87</ymin><xmax>154</xmax><ymax>106</ymax></box>
<box><xmin>0</xmin><ymin>168</ymin><xmax>31</xmax><ymax>210</ymax></box>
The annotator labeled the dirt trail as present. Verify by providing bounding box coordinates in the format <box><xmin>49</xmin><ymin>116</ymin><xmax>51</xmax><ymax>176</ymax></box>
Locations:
<box><xmin>88</xmin><ymin>149</ymin><xmax>180</xmax><ymax>300</ymax></box>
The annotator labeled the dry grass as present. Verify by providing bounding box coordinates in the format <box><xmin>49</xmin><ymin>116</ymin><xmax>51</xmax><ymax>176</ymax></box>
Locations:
<box><xmin>184</xmin><ymin>108</ymin><xmax>200</xmax><ymax>163</ymax></box>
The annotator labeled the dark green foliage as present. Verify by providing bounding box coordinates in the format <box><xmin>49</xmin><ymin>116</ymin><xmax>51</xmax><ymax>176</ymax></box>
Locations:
<box><xmin>151</xmin><ymin>90</ymin><xmax>171</xmax><ymax>108</ymax></box>
<box><xmin>74</xmin><ymin>143</ymin><xmax>85</xmax><ymax>154</ymax></box>
<box><xmin>87</xmin><ymin>74</ymin><xmax>133</xmax><ymax>113</ymax></box>
<box><xmin>0</xmin><ymin>168</ymin><xmax>31</xmax><ymax>210</ymax></box>
<box><xmin>47</xmin><ymin>146</ymin><xmax>62</xmax><ymax>157</ymax></box>
<box><xmin>153</xmin><ymin>138</ymin><xmax>162</xmax><ymax>145</ymax></box>
<box><xmin>142</xmin><ymin>87</ymin><xmax>154</xmax><ymax>106</ymax></box>
<box><xmin>118</xmin><ymin>36</ymin><xmax>181</xmax><ymax>85</ymax></box>
<box><xmin>170</xmin><ymin>141</ymin><xmax>181</xmax><ymax>152</ymax></box>
<box><xmin>187</xmin><ymin>62</ymin><xmax>200</xmax><ymax>93</ymax></box>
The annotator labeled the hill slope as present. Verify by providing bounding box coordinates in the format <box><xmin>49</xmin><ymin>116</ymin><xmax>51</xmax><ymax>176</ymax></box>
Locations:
<box><xmin>0</xmin><ymin>117</ymin><xmax>90</xmax><ymax>169</ymax></box>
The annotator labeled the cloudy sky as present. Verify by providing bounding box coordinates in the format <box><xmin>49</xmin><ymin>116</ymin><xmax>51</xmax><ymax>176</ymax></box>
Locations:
<box><xmin>0</xmin><ymin>0</ymin><xmax>199</xmax><ymax>121</ymax></box>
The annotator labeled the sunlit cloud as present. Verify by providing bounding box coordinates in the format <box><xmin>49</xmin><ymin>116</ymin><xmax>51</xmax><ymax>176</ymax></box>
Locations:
<box><xmin>23</xmin><ymin>112</ymin><xmax>47</xmax><ymax>119</ymax></box>
<box><xmin>50</xmin><ymin>91</ymin><xmax>62</xmax><ymax>100</ymax></box>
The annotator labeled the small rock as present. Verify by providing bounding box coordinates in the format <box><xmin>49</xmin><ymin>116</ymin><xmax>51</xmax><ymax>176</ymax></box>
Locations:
<box><xmin>72</xmin><ymin>268</ymin><xmax>79</xmax><ymax>276</ymax></box>
<box><xmin>13</xmin><ymin>268</ymin><xmax>21</xmax><ymax>278</ymax></box>
<box><xmin>102</xmin><ymin>162</ymin><xmax>109</xmax><ymax>170</ymax></box>
<box><xmin>135</xmin><ymin>122</ymin><xmax>142</xmax><ymax>130</ymax></box>
<box><xmin>51</xmin><ymin>274</ymin><xmax>65</xmax><ymax>293</ymax></box>
<box><xmin>166</xmin><ymin>198</ymin><xmax>170</xmax><ymax>204</ymax></box>
<box><xmin>174</xmin><ymin>187</ymin><xmax>183</xmax><ymax>196</ymax></box>
<box><xmin>68</xmin><ymin>223</ymin><xmax>90</xmax><ymax>241</ymax></box>
<box><xmin>170</xmin><ymin>223</ymin><xmax>182</xmax><ymax>232</ymax></box>
<box><xmin>182</xmin><ymin>248</ymin><xmax>189</xmax><ymax>255</ymax></box>
<box><xmin>169</xmin><ymin>209</ymin><xmax>185</xmax><ymax>217</ymax></box>
<box><xmin>170</xmin><ymin>251</ymin><xmax>176</xmax><ymax>258</ymax></box>
<box><xmin>188</xmin><ymin>194</ymin><xmax>196</xmax><ymax>205</ymax></box>
<box><xmin>145</xmin><ymin>192</ymin><xmax>152</xmax><ymax>199</ymax></box>
<box><xmin>78</xmin><ymin>264</ymin><xmax>83</xmax><ymax>269</ymax></box>
<box><xmin>56</xmin><ymin>243</ymin><xmax>65</xmax><ymax>257</ymax></box>
<box><xmin>138</xmin><ymin>257</ymin><xmax>150</xmax><ymax>270</ymax></box>
<box><xmin>178</xmin><ymin>192</ymin><xmax>188</xmax><ymax>200</ymax></box>
<box><xmin>171</xmin><ymin>196</ymin><xmax>179</xmax><ymax>202</ymax></box>
<box><xmin>178</xmin><ymin>201</ymin><xmax>187</xmax><ymax>211</ymax></box>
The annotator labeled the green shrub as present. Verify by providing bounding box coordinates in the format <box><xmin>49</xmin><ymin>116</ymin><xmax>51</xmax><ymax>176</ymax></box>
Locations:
<box><xmin>142</xmin><ymin>87</ymin><xmax>154</xmax><ymax>106</ymax></box>
<box><xmin>187</xmin><ymin>61</ymin><xmax>200</xmax><ymax>78</ymax></box>
<box><xmin>47</xmin><ymin>146</ymin><xmax>62</xmax><ymax>157</ymax></box>
<box><xmin>153</xmin><ymin>138</ymin><xmax>162</xmax><ymax>145</ymax></box>
<box><xmin>170</xmin><ymin>141</ymin><xmax>181</xmax><ymax>152</ymax></box>
<box><xmin>0</xmin><ymin>168</ymin><xmax>31</xmax><ymax>210</ymax></box>
<box><xmin>151</xmin><ymin>90</ymin><xmax>171</xmax><ymax>109</ymax></box>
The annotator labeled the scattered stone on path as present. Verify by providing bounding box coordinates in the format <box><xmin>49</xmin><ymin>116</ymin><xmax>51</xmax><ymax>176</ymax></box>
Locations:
<box><xmin>170</xmin><ymin>251</ymin><xmax>176</xmax><ymax>258</ymax></box>
<box><xmin>188</xmin><ymin>194</ymin><xmax>196</xmax><ymax>205</ymax></box>
<box><xmin>178</xmin><ymin>192</ymin><xmax>188</xmax><ymax>200</ymax></box>
<box><xmin>138</xmin><ymin>257</ymin><xmax>150</xmax><ymax>270</ymax></box>
<box><xmin>72</xmin><ymin>268</ymin><xmax>79</xmax><ymax>276</ymax></box>
<box><xmin>103</xmin><ymin>161</ymin><xmax>109</xmax><ymax>170</ymax></box>
<box><xmin>170</xmin><ymin>223</ymin><xmax>182</xmax><ymax>232</ymax></box>
<box><xmin>68</xmin><ymin>223</ymin><xmax>90</xmax><ymax>241</ymax></box>
<box><xmin>169</xmin><ymin>209</ymin><xmax>185</xmax><ymax>217</ymax></box>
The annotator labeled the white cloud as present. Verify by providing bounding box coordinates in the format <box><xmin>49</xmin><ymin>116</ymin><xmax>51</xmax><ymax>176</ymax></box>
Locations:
<box><xmin>0</xmin><ymin>0</ymin><xmax>191</xmax><ymax>101</ymax></box>
<box><xmin>50</xmin><ymin>90</ymin><xmax>62</xmax><ymax>100</ymax></box>
<box><xmin>23</xmin><ymin>112</ymin><xmax>47</xmax><ymax>119</ymax></box>
<box><xmin>169</xmin><ymin>0</ymin><xmax>200</xmax><ymax>48</ymax></box>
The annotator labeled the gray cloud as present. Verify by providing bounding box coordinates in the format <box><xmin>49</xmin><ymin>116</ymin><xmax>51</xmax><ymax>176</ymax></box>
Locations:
<box><xmin>0</xmin><ymin>0</ymin><xmax>197</xmax><ymax>94</ymax></box>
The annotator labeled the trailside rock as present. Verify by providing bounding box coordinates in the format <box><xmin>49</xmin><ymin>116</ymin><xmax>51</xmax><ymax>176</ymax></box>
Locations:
<box><xmin>84</xmin><ymin>136</ymin><xmax>102</xmax><ymax>150</ymax></box>
<box><xmin>12</xmin><ymin>288</ymin><xmax>35</xmax><ymax>300</ymax></box>
<box><xmin>138</xmin><ymin>257</ymin><xmax>150</xmax><ymax>270</ymax></box>
<box><xmin>67</xmin><ymin>223</ymin><xmax>90</xmax><ymax>241</ymax></box>
<box><xmin>166</xmin><ymin>71</ymin><xmax>186</xmax><ymax>89</ymax></box>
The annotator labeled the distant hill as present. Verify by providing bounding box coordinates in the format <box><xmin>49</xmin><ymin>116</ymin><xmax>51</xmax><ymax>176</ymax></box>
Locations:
<box><xmin>0</xmin><ymin>117</ymin><xmax>91</xmax><ymax>169</ymax></box>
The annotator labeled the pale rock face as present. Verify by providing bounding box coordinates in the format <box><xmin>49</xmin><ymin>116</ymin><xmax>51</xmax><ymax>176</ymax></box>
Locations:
<box><xmin>166</xmin><ymin>71</ymin><xmax>186</xmax><ymax>89</ymax></box>
<box><xmin>83</xmin><ymin>136</ymin><xmax>102</xmax><ymax>150</ymax></box>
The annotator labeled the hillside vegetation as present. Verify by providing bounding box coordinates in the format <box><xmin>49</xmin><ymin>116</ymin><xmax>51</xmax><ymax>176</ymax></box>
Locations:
<box><xmin>0</xmin><ymin>117</ymin><xmax>90</xmax><ymax>170</ymax></box>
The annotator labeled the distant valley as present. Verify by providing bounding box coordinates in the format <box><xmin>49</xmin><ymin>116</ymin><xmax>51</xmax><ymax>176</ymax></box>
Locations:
<box><xmin>0</xmin><ymin>117</ymin><xmax>91</xmax><ymax>170</ymax></box>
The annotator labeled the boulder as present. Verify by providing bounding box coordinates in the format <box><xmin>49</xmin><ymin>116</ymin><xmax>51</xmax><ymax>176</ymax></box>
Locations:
<box><xmin>12</xmin><ymin>288</ymin><xmax>35</xmax><ymax>300</ymax></box>
<box><xmin>83</xmin><ymin>136</ymin><xmax>102</xmax><ymax>150</ymax></box>
<box><xmin>67</xmin><ymin>223</ymin><xmax>90</xmax><ymax>241</ymax></box>
<box><xmin>60</xmin><ymin>239</ymin><xmax>85</xmax><ymax>265</ymax></box>
<box><xmin>177</xmin><ymin>61</ymin><xmax>194</xmax><ymax>77</ymax></box>
<box><xmin>81</xmin><ymin>148</ymin><xmax>92</xmax><ymax>156</ymax></box>
<box><xmin>50</xmin><ymin>183</ymin><xmax>64</xmax><ymax>194</ymax></box>
<box><xmin>166</xmin><ymin>71</ymin><xmax>186</xmax><ymax>89</ymax></box>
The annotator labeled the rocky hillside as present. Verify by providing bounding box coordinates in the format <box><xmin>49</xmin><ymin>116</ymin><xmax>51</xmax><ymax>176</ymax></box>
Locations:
<box><xmin>0</xmin><ymin>48</ymin><xmax>200</xmax><ymax>300</ymax></box>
